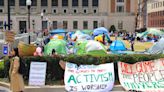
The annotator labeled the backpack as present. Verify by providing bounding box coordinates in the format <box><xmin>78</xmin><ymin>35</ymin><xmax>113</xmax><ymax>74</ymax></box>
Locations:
<box><xmin>18</xmin><ymin>57</ymin><xmax>27</xmax><ymax>76</ymax></box>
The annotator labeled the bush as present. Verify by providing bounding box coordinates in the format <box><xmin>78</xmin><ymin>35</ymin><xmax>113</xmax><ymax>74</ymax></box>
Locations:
<box><xmin>1</xmin><ymin>54</ymin><xmax>164</xmax><ymax>84</ymax></box>
<box><xmin>0</xmin><ymin>60</ymin><xmax>5</xmax><ymax>78</ymax></box>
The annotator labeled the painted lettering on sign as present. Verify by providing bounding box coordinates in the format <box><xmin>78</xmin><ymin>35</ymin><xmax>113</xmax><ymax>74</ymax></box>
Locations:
<box><xmin>118</xmin><ymin>58</ymin><xmax>164</xmax><ymax>92</ymax></box>
<box><xmin>65</xmin><ymin>63</ymin><xmax>115</xmax><ymax>92</ymax></box>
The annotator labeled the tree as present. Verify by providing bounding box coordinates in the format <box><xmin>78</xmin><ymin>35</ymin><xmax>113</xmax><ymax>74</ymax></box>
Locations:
<box><xmin>109</xmin><ymin>25</ymin><xmax>116</xmax><ymax>32</ymax></box>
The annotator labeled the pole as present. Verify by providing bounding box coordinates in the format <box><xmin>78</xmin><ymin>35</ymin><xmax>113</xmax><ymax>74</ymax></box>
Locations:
<box><xmin>28</xmin><ymin>5</ymin><xmax>31</xmax><ymax>44</ymax></box>
<box><xmin>7</xmin><ymin>0</ymin><xmax>11</xmax><ymax>30</ymax></box>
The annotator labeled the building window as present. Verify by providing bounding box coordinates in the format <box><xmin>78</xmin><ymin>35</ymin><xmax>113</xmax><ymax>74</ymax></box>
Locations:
<box><xmin>64</xmin><ymin>9</ymin><xmax>67</xmax><ymax>13</ymax></box>
<box><xmin>72</xmin><ymin>0</ymin><xmax>78</xmax><ymax>6</ymax></box>
<box><xmin>117</xmin><ymin>6</ymin><xmax>124</xmax><ymax>12</ymax></box>
<box><xmin>0</xmin><ymin>9</ymin><xmax>3</xmax><ymax>13</ymax></box>
<box><xmin>93</xmin><ymin>9</ymin><xmax>97</xmax><ymax>13</ymax></box>
<box><xmin>53</xmin><ymin>21</ymin><xmax>57</xmax><ymax>29</ymax></box>
<box><xmin>43</xmin><ymin>9</ymin><xmax>46</xmax><ymax>13</ymax></box>
<box><xmin>117</xmin><ymin>0</ymin><xmax>124</xmax><ymax>2</ymax></box>
<box><xmin>53</xmin><ymin>9</ymin><xmax>56</xmax><ymax>13</ymax></box>
<box><xmin>62</xmin><ymin>0</ymin><xmax>68</xmax><ymax>6</ymax></box>
<box><xmin>82</xmin><ymin>0</ymin><xmax>88</xmax><ymax>7</ymax></box>
<box><xmin>31</xmin><ymin>0</ymin><xmax>37</xmax><ymax>6</ymax></box>
<box><xmin>73</xmin><ymin>21</ymin><xmax>78</xmax><ymax>29</ymax></box>
<box><xmin>41</xmin><ymin>0</ymin><xmax>48</xmax><ymax>6</ymax></box>
<box><xmin>0</xmin><ymin>21</ymin><xmax>3</xmax><ymax>29</ymax></box>
<box><xmin>42</xmin><ymin>21</ymin><xmax>48</xmax><ymax>30</ymax></box>
<box><xmin>74</xmin><ymin>9</ymin><xmax>77</xmax><ymax>13</ymax></box>
<box><xmin>63</xmin><ymin>21</ymin><xmax>68</xmax><ymax>29</ymax></box>
<box><xmin>83</xmin><ymin>21</ymin><xmax>88</xmax><ymax>29</ymax></box>
<box><xmin>0</xmin><ymin>0</ymin><xmax>4</xmax><ymax>6</ymax></box>
<box><xmin>19</xmin><ymin>0</ymin><xmax>26</xmax><ymax>6</ymax></box>
<box><xmin>52</xmin><ymin>0</ymin><xmax>58</xmax><ymax>6</ymax></box>
<box><xmin>10</xmin><ymin>0</ymin><xmax>15</xmax><ymax>6</ymax></box>
<box><xmin>93</xmin><ymin>21</ymin><xmax>98</xmax><ymax>29</ymax></box>
<box><xmin>84</xmin><ymin>9</ymin><xmax>87</xmax><ymax>13</ymax></box>
<box><xmin>92</xmin><ymin>0</ymin><xmax>98</xmax><ymax>7</ymax></box>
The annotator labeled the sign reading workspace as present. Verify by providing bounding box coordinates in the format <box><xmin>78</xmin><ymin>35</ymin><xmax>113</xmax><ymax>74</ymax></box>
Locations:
<box><xmin>118</xmin><ymin>58</ymin><xmax>164</xmax><ymax>92</ymax></box>
<box><xmin>29</xmin><ymin>62</ymin><xmax>47</xmax><ymax>86</ymax></box>
<box><xmin>64</xmin><ymin>62</ymin><xmax>115</xmax><ymax>92</ymax></box>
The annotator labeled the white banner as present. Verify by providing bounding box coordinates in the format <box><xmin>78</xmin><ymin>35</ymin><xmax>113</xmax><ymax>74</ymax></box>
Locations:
<box><xmin>64</xmin><ymin>62</ymin><xmax>115</xmax><ymax>92</ymax></box>
<box><xmin>118</xmin><ymin>58</ymin><xmax>164</xmax><ymax>92</ymax></box>
<box><xmin>29</xmin><ymin>62</ymin><xmax>47</xmax><ymax>86</ymax></box>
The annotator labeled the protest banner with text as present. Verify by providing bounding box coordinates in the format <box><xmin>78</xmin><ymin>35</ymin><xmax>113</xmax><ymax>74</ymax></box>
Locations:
<box><xmin>29</xmin><ymin>62</ymin><xmax>47</xmax><ymax>86</ymax></box>
<box><xmin>65</xmin><ymin>62</ymin><xmax>115</xmax><ymax>92</ymax></box>
<box><xmin>118</xmin><ymin>58</ymin><xmax>164</xmax><ymax>92</ymax></box>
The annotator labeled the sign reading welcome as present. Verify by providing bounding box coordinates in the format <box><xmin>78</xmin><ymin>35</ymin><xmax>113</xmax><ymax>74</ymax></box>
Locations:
<box><xmin>118</xmin><ymin>59</ymin><xmax>164</xmax><ymax>92</ymax></box>
<box><xmin>29</xmin><ymin>62</ymin><xmax>47</xmax><ymax>86</ymax></box>
<box><xmin>64</xmin><ymin>62</ymin><xmax>115</xmax><ymax>92</ymax></box>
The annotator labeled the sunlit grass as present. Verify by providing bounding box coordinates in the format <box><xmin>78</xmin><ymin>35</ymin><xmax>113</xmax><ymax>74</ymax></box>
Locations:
<box><xmin>110</xmin><ymin>37</ymin><xmax>153</xmax><ymax>51</ymax></box>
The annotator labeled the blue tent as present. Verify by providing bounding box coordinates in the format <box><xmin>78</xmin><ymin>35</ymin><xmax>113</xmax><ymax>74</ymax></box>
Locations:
<box><xmin>110</xmin><ymin>40</ymin><xmax>126</xmax><ymax>51</ymax></box>
<box><xmin>50</xmin><ymin>29</ymin><xmax>67</xmax><ymax>35</ymax></box>
<box><xmin>93</xmin><ymin>27</ymin><xmax>109</xmax><ymax>36</ymax></box>
<box><xmin>93</xmin><ymin>27</ymin><xmax>111</xmax><ymax>42</ymax></box>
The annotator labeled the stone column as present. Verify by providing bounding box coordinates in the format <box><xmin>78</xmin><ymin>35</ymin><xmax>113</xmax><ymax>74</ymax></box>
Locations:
<box><xmin>58</xmin><ymin>0</ymin><xmax>62</xmax><ymax>14</ymax></box>
<box><xmin>88</xmin><ymin>0</ymin><xmax>92</xmax><ymax>14</ymax></box>
<box><xmin>4</xmin><ymin>0</ymin><xmax>7</xmax><ymax>14</ymax></box>
<box><xmin>111</xmin><ymin>0</ymin><xmax>115</xmax><ymax>13</ymax></box>
<box><xmin>37</xmin><ymin>0</ymin><xmax>41</xmax><ymax>13</ymax></box>
<box><xmin>48</xmin><ymin>0</ymin><xmax>52</xmax><ymax>14</ymax></box>
<box><xmin>78</xmin><ymin>0</ymin><xmax>82</xmax><ymax>13</ymax></box>
<box><xmin>68</xmin><ymin>0</ymin><xmax>72</xmax><ymax>13</ymax></box>
<box><xmin>15</xmin><ymin>0</ymin><xmax>19</xmax><ymax>14</ymax></box>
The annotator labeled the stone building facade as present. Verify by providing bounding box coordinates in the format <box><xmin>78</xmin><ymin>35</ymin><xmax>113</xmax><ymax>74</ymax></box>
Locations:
<box><xmin>0</xmin><ymin>0</ymin><xmax>138</xmax><ymax>33</ymax></box>
<box><xmin>147</xmin><ymin>0</ymin><xmax>164</xmax><ymax>30</ymax></box>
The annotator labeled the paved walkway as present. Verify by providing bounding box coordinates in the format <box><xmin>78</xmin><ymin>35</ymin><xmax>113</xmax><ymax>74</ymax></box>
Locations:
<box><xmin>0</xmin><ymin>82</ymin><xmax>126</xmax><ymax>92</ymax></box>
<box><xmin>24</xmin><ymin>85</ymin><xmax>125</xmax><ymax>92</ymax></box>
<box><xmin>0</xmin><ymin>86</ymin><xmax>11</xmax><ymax>92</ymax></box>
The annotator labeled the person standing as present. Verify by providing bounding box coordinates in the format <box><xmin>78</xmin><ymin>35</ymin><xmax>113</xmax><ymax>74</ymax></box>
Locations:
<box><xmin>130</xmin><ymin>35</ymin><xmax>135</xmax><ymax>51</ymax></box>
<box><xmin>9</xmin><ymin>48</ymin><xmax>24</xmax><ymax>92</ymax></box>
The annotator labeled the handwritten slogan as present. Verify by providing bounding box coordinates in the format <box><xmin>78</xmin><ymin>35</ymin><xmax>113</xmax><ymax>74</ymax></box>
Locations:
<box><xmin>64</xmin><ymin>62</ymin><xmax>115</xmax><ymax>92</ymax></box>
<box><xmin>118</xmin><ymin>58</ymin><xmax>164</xmax><ymax>92</ymax></box>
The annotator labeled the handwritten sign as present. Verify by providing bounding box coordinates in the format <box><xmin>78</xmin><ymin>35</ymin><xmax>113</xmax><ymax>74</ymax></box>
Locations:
<box><xmin>29</xmin><ymin>62</ymin><xmax>47</xmax><ymax>86</ymax></box>
<box><xmin>64</xmin><ymin>62</ymin><xmax>115</xmax><ymax>92</ymax></box>
<box><xmin>118</xmin><ymin>58</ymin><xmax>164</xmax><ymax>92</ymax></box>
<box><xmin>5</xmin><ymin>31</ymin><xmax>15</xmax><ymax>43</ymax></box>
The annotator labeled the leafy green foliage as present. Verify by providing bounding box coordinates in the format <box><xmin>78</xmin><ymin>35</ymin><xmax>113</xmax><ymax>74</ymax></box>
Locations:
<box><xmin>0</xmin><ymin>54</ymin><xmax>163</xmax><ymax>84</ymax></box>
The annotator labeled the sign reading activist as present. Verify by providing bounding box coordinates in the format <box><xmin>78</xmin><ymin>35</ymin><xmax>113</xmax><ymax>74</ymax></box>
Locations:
<box><xmin>118</xmin><ymin>58</ymin><xmax>164</xmax><ymax>92</ymax></box>
<box><xmin>29</xmin><ymin>62</ymin><xmax>47</xmax><ymax>86</ymax></box>
<box><xmin>64</xmin><ymin>62</ymin><xmax>115</xmax><ymax>92</ymax></box>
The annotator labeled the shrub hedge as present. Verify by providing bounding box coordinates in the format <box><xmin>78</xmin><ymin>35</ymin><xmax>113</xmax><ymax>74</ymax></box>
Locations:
<box><xmin>1</xmin><ymin>54</ymin><xmax>164</xmax><ymax>84</ymax></box>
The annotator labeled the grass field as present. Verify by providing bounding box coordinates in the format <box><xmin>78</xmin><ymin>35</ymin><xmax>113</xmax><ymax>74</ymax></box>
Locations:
<box><xmin>110</xmin><ymin>37</ymin><xmax>154</xmax><ymax>51</ymax></box>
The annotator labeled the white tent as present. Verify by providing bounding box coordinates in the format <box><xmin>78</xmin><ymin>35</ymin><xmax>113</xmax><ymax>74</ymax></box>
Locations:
<box><xmin>147</xmin><ymin>37</ymin><xmax>164</xmax><ymax>54</ymax></box>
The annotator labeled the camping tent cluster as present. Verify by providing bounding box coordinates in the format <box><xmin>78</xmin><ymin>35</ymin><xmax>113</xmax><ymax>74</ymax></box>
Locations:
<box><xmin>19</xmin><ymin>28</ymin><xmax>164</xmax><ymax>56</ymax></box>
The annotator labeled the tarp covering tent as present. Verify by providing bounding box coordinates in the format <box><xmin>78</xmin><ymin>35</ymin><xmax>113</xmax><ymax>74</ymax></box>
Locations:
<box><xmin>81</xmin><ymin>30</ymin><xmax>93</xmax><ymax>35</ymax></box>
<box><xmin>93</xmin><ymin>27</ymin><xmax>111</xmax><ymax>42</ymax></box>
<box><xmin>74</xmin><ymin>40</ymin><xmax>107</xmax><ymax>55</ymax></box>
<box><xmin>137</xmin><ymin>28</ymin><xmax>164</xmax><ymax>38</ymax></box>
<box><xmin>71</xmin><ymin>30</ymin><xmax>92</xmax><ymax>41</ymax></box>
<box><xmin>50</xmin><ymin>29</ymin><xmax>67</xmax><ymax>36</ymax></box>
<box><xmin>93</xmin><ymin>27</ymin><xmax>109</xmax><ymax>36</ymax></box>
<box><xmin>147</xmin><ymin>37</ymin><xmax>164</xmax><ymax>54</ymax></box>
<box><xmin>44</xmin><ymin>39</ymin><xmax>68</xmax><ymax>55</ymax></box>
<box><xmin>146</xmin><ymin>28</ymin><xmax>164</xmax><ymax>36</ymax></box>
<box><xmin>110</xmin><ymin>40</ymin><xmax>126</xmax><ymax>51</ymax></box>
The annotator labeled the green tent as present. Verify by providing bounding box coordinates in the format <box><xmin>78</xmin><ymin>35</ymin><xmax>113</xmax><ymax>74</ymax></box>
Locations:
<box><xmin>146</xmin><ymin>28</ymin><xmax>164</xmax><ymax>36</ymax></box>
<box><xmin>74</xmin><ymin>40</ymin><xmax>107</xmax><ymax>55</ymax></box>
<box><xmin>137</xmin><ymin>29</ymin><xmax>164</xmax><ymax>38</ymax></box>
<box><xmin>44</xmin><ymin>39</ymin><xmax>67</xmax><ymax>55</ymax></box>
<box><xmin>81</xmin><ymin>30</ymin><xmax>93</xmax><ymax>35</ymax></box>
